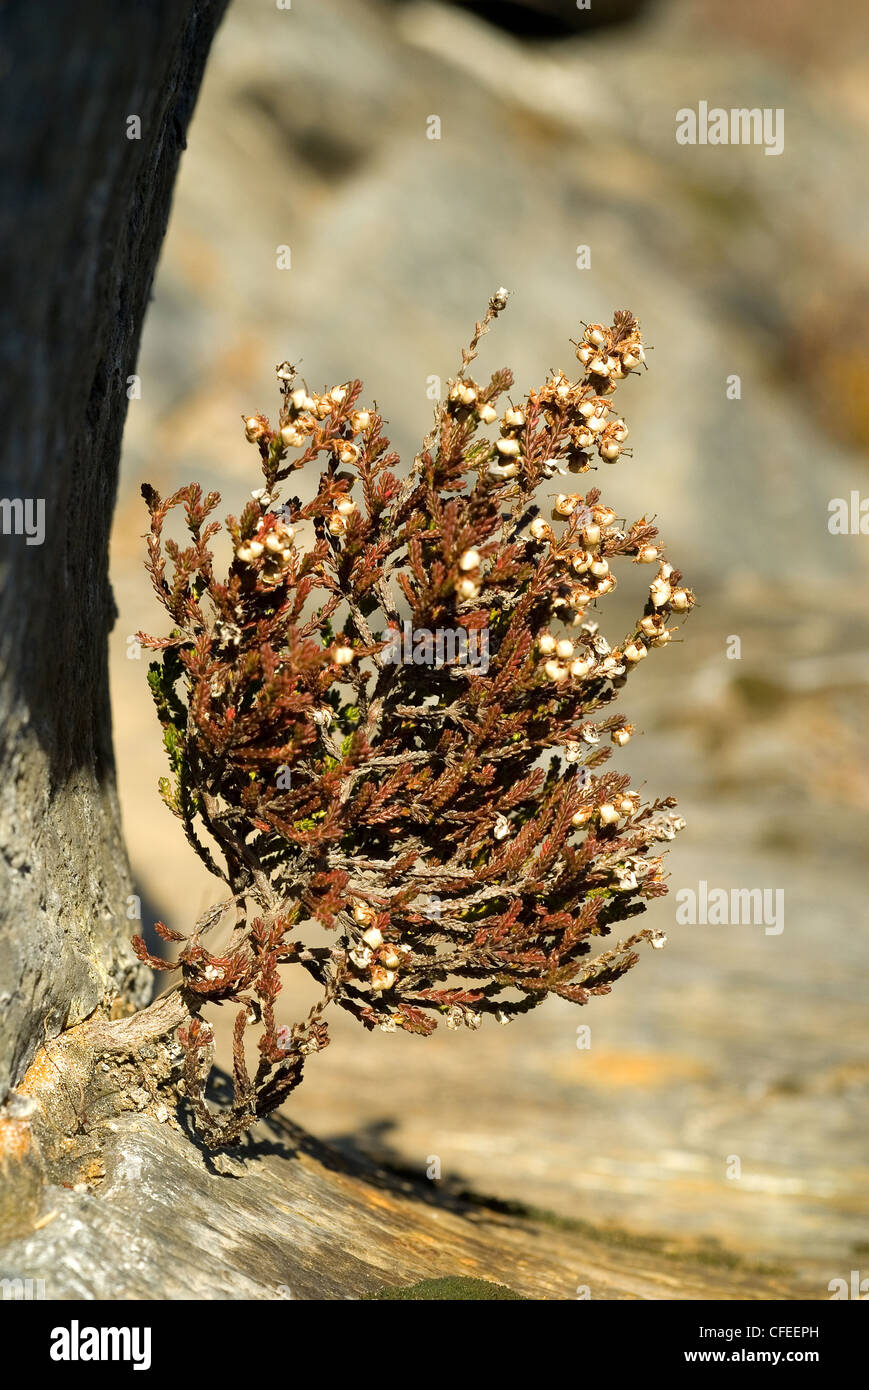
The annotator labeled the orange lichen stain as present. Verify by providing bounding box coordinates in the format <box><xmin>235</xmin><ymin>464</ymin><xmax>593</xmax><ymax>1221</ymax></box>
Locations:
<box><xmin>551</xmin><ymin>1050</ymin><xmax>709</xmax><ymax>1089</ymax></box>
<box><xmin>0</xmin><ymin>1116</ymin><xmax>34</xmax><ymax>1165</ymax></box>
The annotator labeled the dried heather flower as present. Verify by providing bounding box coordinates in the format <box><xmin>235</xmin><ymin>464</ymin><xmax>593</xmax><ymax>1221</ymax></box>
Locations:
<box><xmin>134</xmin><ymin>298</ymin><xmax>691</xmax><ymax>1148</ymax></box>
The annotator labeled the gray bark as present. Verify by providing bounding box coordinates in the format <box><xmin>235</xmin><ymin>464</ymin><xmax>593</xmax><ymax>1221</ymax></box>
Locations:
<box><xmin>0</xmin><ymin>0</ymin><xmax>229</xmax><ymax>1102</ymax></box>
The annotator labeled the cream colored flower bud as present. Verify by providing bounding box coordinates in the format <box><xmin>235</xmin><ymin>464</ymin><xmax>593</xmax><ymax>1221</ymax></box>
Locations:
<box><xmin>339</xmin><ymin>444</ymin><xmax>359</xmax><ymax>465</ymax></box>
<box><xmin>248</xmin><ymin>540</ymin><xmax>264</xmax><ymax>558</ymax></box>
<box><xmin>380</xmin><ymin>948</ymin><xmax>401</xmax><ymax>971</ymax></box>
<box><xmin>593</xmin><ymin>506</ymin><xmax>617</xmax><ymax>526</ymax></box>
<box><xmin>329</xmin><ymin>386</ymin><xmax>347</xmax><ymax>404</ymax></box>
<box><xmin>576</xmin><ymin>344</ymin><xmax>592</xmax><ymax>365</ymax></box>
<box><xmin>456</xmin><ymin>577</ymin><xmax>479</xmax><ymax>600</ymax></box>
<box><xmin>351</xmin><ymin>409</ymin><xmax>371</xmax><ymax>432</ymax></box>
<box><xmin>555</xmin><ymin>638</ymin><xmax>574</xmax><ymax>660</ymax></box>
<box><xmin>361</xmin><ymin>925</ymin><xmax>382</xmax><ymax>948</ymax></box>
<box><xmin>369</xmin><ymin>966</ymin><xmax>395</xmax><ymax>992</ymax></box>
<box><xmin>636</xmin><ymin>545</ymin><xmax>658</xmax><ymax>564</ymax></box>
<box><xmin>244</xmin><ymin>415</ymin><xmax>266</xmax><ymax>442</ymax></box>
<box><xmin>572</xmin><ymin>807</ymin><xmax>593</xmax><ymax>827</ymax></box>
<box><xmin>600</xmin><ymin>440</ymin><xmax>620</xmax><ymax>463</ymax></box>
<box><xmin>651</xmin><ymin>628</ymin><xmax>673</xmax><ymax>646</ymax></box>
<box><xmin>493</xmin><ymin>814</ymin><xmax>510</xmax><ymax>840</ymax></box>
<box><xmin>575</xmin><ymin>429</ymin><xmax>593</xmax><ymax>449</ymax></box>
<box><xmin>624</xmin><ymin>641</ymin><xmax>647</xmax><ymax>663</ymax></box>
<box><xmin>611</xmin><ymin>421</ymin><xmax>629</xmax><ymax>443</ymax></box>
<box><xmin>590</xmin><ymin>557</ymin><xmax>609</xmax><ymax>578</ymax></box>
<box><xmin>280</xmin><ymin>425</ymin><xmax>304</xmax><ymax>448</ymax></box>
<box><xmin>583</xmin><ymin>523</ymin><xmax>601</xmax><ymax>548</ymax></box>
<box><xmin>496</xmin><ymin>437</ymin><xmax>521</xmax><ymax>457</ymax></box>
<box><xmin>612</xmin><ymin>728</ymin><xmax>632</xmax><ymax>747</ymax></box>
<box><xmin>328</xmin><ymin>513</ymin><xmax>347</xmax><ymax>536</ymax></box>
<box><xmin>638</xmin><ymin>614</ymin><xmax>661</xmax><ymax>639</ymax></box>
<box><xmin>459</xmin><ymin>548</ymin><xmax>481</xmax><ymax>572</ymax></box>
<box><xmin>264</xmin><ymin>533</ymin><xmax>285</xmax><ymax>553</ymax></box>
<box><xmin>503</xmin><ymin>408</ymin><xmax>525</xmax><ymax>428</ymax></box>
<box><xmin>478</xmin><ymin>403</ymin><xmax>497</xmax><ymax>424</ymax></box>
<box><xmin>670</xmin><ymin>588</ymin><xmax>692</xmax><ymax>611</ymax></box>
<box><xmin>578</xmin><ymin>400</ymin><xmax>596</xmax><ymax>418</ymax></box>
<box><xmin>335</xmin><ymin>496</ymin><xmax>356</xmax><ymax>516</ymax></box>
<box><xmin>649</xmin><ymin>577</ymin><xmax>672</xmax><ymax>608</ymax></box>
<box><xmin>236</xmin><ymin>545</ymin><xmax>254</xmax><ymax>563</ymax></box>
<box><xmin>460</xmin><ymin>385</ymin><xmax>477</xmax><ymax>406</ymax></box>
<box><xmin>599</xmin><ymin>803</ymin><xmax>619</xmax><ymax>825</ymax></box>
<box><xmin>572</xmin><ymin>550</ymin><xmax>591</xmax><ymax>574</ymax></box>
<box><xmin>333</xmin><ymin>644</ymin><xmax>355</xmax><ymax>664</ymax></box>
<box><xmin>570</xmin><ymin>656</ymin><xmax>593</xmax><ymax>678</ymax></box>
<box><xmin>586</xmin><ymin>326</ymin><xmax>608</xmax><ymax>349</ymax></box>
<box><xmin>529</xmin><ymin>516</ymin><xmax>550</xmax><ymax>540</ymax></box>
<box><xmin>353</xmin><ymin>902</ymin><xmax>375</xmax><ymax>926</ymax></box>
<box><xmin>554</xmin><ymin>494</ymin><xmax>578</xmax><ymax>516</ymax></box>
<box><xmin>538</xmin><ymin>632</ymin><xmax>557</xmax><ymax>655</ymax></box>
<box><xmin>596</xmin><ymin>574</ymin><xmax>617</xmax><ymax>595</ymax></box>
<box><xmin>544</xmin><ymin>660</ymin><xmax>568</xmax><ymax>683</ymax></box>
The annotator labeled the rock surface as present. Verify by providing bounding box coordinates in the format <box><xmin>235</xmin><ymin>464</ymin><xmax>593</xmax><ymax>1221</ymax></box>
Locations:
<box><xmin>102</xmin><ymin>0</ymin><xmax>869</xmax><ymax>1293</ymax></box>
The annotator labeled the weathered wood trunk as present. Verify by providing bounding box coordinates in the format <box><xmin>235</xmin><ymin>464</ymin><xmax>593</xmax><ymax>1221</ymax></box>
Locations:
<box><xmin>0</xmin><ymin>0</ymin><xmax>229</xmax><ymax>1102</ymax></box>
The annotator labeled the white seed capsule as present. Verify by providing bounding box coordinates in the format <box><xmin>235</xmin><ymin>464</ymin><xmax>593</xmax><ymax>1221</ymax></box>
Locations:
<box><xmin>670</xmin><ymin>588</ymin><xmax>692</xmax><ymax>611</ymax></box>
<box><xmin>493</xmin><ymin>814</ymin><xmax>510</xmax><ymax>840</ymax></box>
<box><xmin>380</xmin><ymin>948</ymin><xmax>401</xmax><ymax>971</ymax></box>
<box><xmin>354</xmin><ymin>902</ymin><xmax>375</xmax><ymax>926</ymax></box>
<box><xmin>599</xmin><ymin>803</ymin><xmax>619</xmax><ymax>825</ymax></box>
<box><xmin>572</xmin><ymin>550</ymin><xmax>591</xmax><ymax>574</ymax></box>
<box><xmin>576</xmin><ymin>345</ymin><xmax>592</xmax><ymax>365</ymax></box>
<box><xmin>570</xmin><ymin>656</ymin><xmax>593</xmax><ymax>678</ymax></box>
<box><xmin>624</xmin><ymin>641</ymin><xmax>647</xmax><ymax>663</ymax></box>
<box><xmin>554</xmin><ymin>494</ymin><xmax>578</xmax><ymax>516</ymax></box>
<box><xmin>339</xmin><ymin>444</ymin><xmax>359</xmax><ymax>465</ymax></box>
<box><xmin>555</xmin><ymin>638</ymin><xmax>574</xmax><ymax>660</ymax></box>
<box><xmin>596</xmin><ymin>574</ymin><xmax>616</xmax><ymax>594</ymax></box>
<box><xmin>496</xmin><ymin>437</ymin><xmax>521</xmax><ymax>457</ymax></box>
<box><xmin>600</xmin><ymin>441</ymin><xmax>620</xmax><ymax>462</ymax></box>
<box><xmin>248</xmin><ymin>540</ymin><xmax>264</xmax><ymax>558</ymax></box>
<box><xmin>544</xmin><ymin>660</ymin><xmax>568</xmax><ymax>683</ymax></box>
<box><xmin>636</xmin><ymin>545</ymin><xmax>658</xmax><ymax>564</ymax></box>
<box><xmin>351</xmin><ymin>409</ymin><xmax>371</xmax><ymax>432</ymax></box>
<box><xmin>503</xmin><ymin>408</ymin><xmax>525</xmax><ymax>428</ymax></box>
<box><xmin>589</xmin><ymin>558</ymin><xmax>609</xmax><ymax>578</ymax></box>
<box><xmin>529</xmin><ymin>517</ymin><xmax>550</xmax><ymax>540</ymax></box>
<box><xmin>589</xmin><ymin>356</ymin><xmax>611</xmax><ymax>376</ymax></box>
<box><xmin>335</xmin><ymin>496</ymin><xmax>356</xmax><ymax>516</ymax></box>
<box><xmin>583</xmin><ymin>524</ymin><xmax>601</xmax><ymax>548</ymax></box>
<box><xmin>361</xmin><ymin>925</ymin><xmax>383</xmax><ymax>948</ymax></box>
<box><xmin>333</xmin><ymin>645</ymin><xmax>355</xmax><ymax>665</ymax></box>
<box><xmin>369</xmin><ymin>966</ymin><xmax>395</xmax><ymax>992</ymax></box>
<box><xmin>461</xmin><ymin>385</ymin><xmax>477</xmax><ymax>406</ymax></box>
<box><xmin>572</xmin><ymin>807</ymin><xmax>593</xmax><ymax>827</ymax></box>
<box><xmin>538</xmin><ymin>632</ymin><xmax>557</xmax><ymax>655</ymax></box>
<box><xmin>330</xmin><ymin>386</ymin><xmax>347</xmax><ymax>404</ymax></box>
<box><xmin>649</xmin><ymin>577</ymin><xmax>672</xmax><ymax>608</ymax></box>
<box><xmin>328</xmin><ymin>513</ymin><xmax>347</xmax><ymax>536</ymax></box>
<box><xmin>587</xmin><ymin>326</ymin><xmax>607</xmax><ymax>349</ymax></box>
<box><xmin>281</xmin><ymin>425</ymin><xmax>304</xmax><ymax>448</ymax></box>
<box><xmin>612</xmin><ymin>728</ymin><xmax>632</xmax><ymax>747</ymax></box>
<box><xmin>478</xmin><ymin>403</ymin><xmax>498</xmax><ymax>424</ymax></box>
<box><xmin>456</xmin><ymin>577</ymin><xmax>479</xmax><ymax>599</ymax></box>
<box><xmin>459</xmin><ymin>548</ymin><xmax>481</xmax><ymax>572</ymax></box>
<box><xmin>651</xmin><ymin>628</ymin><xmax>672</xmax><ymax>646</ymax></box>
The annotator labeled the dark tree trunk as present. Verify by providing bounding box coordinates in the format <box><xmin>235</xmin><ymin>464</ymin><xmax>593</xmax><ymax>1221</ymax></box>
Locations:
<box><xmin>0</xmin><ymin>0</ymin><xmax>229</xmax><ymax>1101</ymax></box>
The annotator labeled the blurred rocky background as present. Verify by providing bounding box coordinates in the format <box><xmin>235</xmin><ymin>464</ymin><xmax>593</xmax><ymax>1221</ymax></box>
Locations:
<box><xmin>110</xmin><ymin>0</ymin><xmax>869</xmax><ymax>1289</ymax></box>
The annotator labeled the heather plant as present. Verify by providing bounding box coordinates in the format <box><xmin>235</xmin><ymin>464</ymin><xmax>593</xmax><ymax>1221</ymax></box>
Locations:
<box><xmin>134</xmin><ymin>293</ymin><xmax>692</xmax><ymax>1147</ymax></box>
